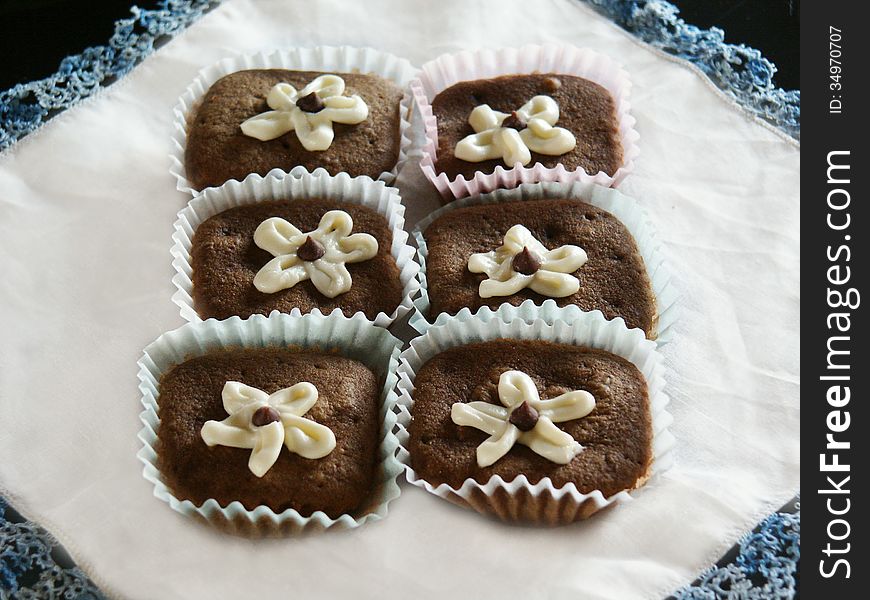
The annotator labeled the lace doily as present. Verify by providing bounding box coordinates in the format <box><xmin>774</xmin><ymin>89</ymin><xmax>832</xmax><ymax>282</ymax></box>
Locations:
<box><xmin>0</xmin><ymin>0</ymin><xmax>800</xmax><ymax>597</ymax></box>
<box><xmin>586</xmin><ymin>0</ymin><xmax>800</xmax><ymax>139</ymax></box>
<box><xmin>0</xmin><ymin>0</ymin><xmax>218</xmax><ymax>152</ymax></box>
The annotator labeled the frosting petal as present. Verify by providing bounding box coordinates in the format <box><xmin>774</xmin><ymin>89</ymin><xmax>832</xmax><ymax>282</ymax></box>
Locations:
<box><xmin>337</xmin><ymin>232</ymin><xmax>379</xmax><ymax>263</ymax></box>
<box><xmin>240</xmin><ymin>110</ymin><xmax>295</xmax><ymax>141</ymax></box>
<box><xmin>247</xmin><ymin>421</ymin><xmax>285</xmax><ymax>477</ymax></box>
<box><xmin>535</xmin><ymin>389</ymin><xmax>596</xmax><ymax>422</ymax></box>
<box><xmin>253</xmin><ymin>217</ymin><xmax>304</xmax><ymax>256</ymax></box>
<box><xmin>476</xmin><ymin>422</ymin><xmax>521</xmax><ymax>467</ymax></box>
<box><xmin>221</xmin><ymin>381</ymin><xmax>269</xmax><ymax>415</ymax></box>
<box><xmin>269</xmin><ymin>382</ymin><xmax>319</xmax><ymax>417</ymax></box>
<box><xmin>478</xmin><ymin>273</ymin><xmax>530</xmax><ymax>298</ymax></box>
<box><xmin>528</xmin><ymin>270</ymin><xmax>581</xmax><ymax>297</ymax></box>
<box><xmin>252</xmin><ymin>255</ymin><xmax>307</xmax><ymax>294</ymax></box>
<box><xmin>522</xmin><ymin>417</ymin><xmax>583</xmax><ymax>464</ymax></box>
<box><xmin>305</xmin><ymin>260</ymin><xmax>353</xmax><ymax>298</ymax></box>
<box><xmin>451</xmin><ymin>401</ymin><xmax>510</xmax><ymax>436</ymax></box>
<box><xmin>282</xmin><ymin>414</ymin><xmax>337</xmax><ymax>459</ymax></box>
<box><xmin>498</xmin><ymin>370</ymin><xmax>541</xmax><ymax>409</ymax></box>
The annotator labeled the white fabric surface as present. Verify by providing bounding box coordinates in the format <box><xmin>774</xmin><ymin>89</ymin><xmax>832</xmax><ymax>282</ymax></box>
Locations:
<box><xmin>0</xmin><ymin>1</ymin><xmax>800</xmax><ymax>598</ymax></box>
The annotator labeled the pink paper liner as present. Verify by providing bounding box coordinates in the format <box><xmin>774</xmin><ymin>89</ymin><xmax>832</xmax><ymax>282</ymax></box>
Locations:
<box><xmin>412</xmin><ymin>44</ymin><xmax>640</xmax><ymax>200</ymax></box>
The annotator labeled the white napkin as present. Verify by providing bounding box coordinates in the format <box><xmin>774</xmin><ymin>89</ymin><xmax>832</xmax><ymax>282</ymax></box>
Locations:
<box><xmin>0</xmin><ymin>0</ymin><xmax>799</xmax><ymax>598</ymax></box>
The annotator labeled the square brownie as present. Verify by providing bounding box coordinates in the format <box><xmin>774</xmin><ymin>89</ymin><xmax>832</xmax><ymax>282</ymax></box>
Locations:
<box><xmin>185</xmin><ymin>70</ymin><xmax>404</xmax><ymax>190</ymax></box>
<box><xmin>406</xmin><ymin>339</ymin><xmax>652</xmax><ymax>496</ymax></box>
<box><xmin>156</xmin><ymin>347</ymin><xmax>381</xmax><ymax>517</ymax></box>
<box><xmin>432</xmin><ymin>73</ymin><xmax>623</xmax><ymax>179</ymax></box>
<box><xmin>191</xmin><ymin>199</ymin><xmax>403</xmax><ymax>320</ymax></box>
<box><xmin>423</xmin><ymin>198</ymin><xmax>656</xmax><ymax>335</ymax></box>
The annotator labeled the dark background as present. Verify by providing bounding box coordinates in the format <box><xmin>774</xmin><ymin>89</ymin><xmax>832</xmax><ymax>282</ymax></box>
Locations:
<box><xmin>0</xmin><ymin>0</ymin><xmax>800</xmax><ymax>91</ymax></box>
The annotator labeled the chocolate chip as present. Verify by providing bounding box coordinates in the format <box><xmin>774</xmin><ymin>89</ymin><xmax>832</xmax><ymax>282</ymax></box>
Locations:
<box><xmin>296</xmin><ymin>91</ymin><xmax>325</xmax><ymax>113</ymax></box>
<box><xmin>543</xmin><ymin>77</ymin><xmax>562</xmax><ymax>92</ymax></box>
<box><xmin>509</xmin><ymin>401</ymin><xmax>539</xmax><ymax>432</ymax></box>
<box><xmin>512</xmin><ymin>246</ymin><xmax>543</xmax><ymax>275</ymax></box>
<box><xmin>252</xmin><ymin>406</ymin><xmax>281</xmax><ymax>427</ymax></box>
<box><xmin>500</xmin><ymin>111</ymin><xmax>526</xmax><ymax>130</ymax></box>
<box><xmin>296</xmin><ymin>236</ymin><xmax>326</xmax><ymax>261</ymax></box>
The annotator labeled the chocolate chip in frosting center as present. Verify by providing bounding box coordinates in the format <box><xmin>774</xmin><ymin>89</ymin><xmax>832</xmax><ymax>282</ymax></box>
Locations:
<box><xmin>252</xmin><ymin>406</ymin><xmax>281</xmax><ymax>427</ymax></box>
<box><xmin>509</xmin><ymin>400</ymin><xmax>539</xmax><ymax>432</ymax></box>
<box><xmin>500</xmin><ymin>111</ymin><xmax>526</xmax><ymax>130</ymax></box>
<box><xmin>512</xmin><ymin>246</ymin><xmax>543</xmax><ymax>275</ymax></box>
<box><xmin>297</xmin><ymin>236</ymin><xmax>326</xmax><ymax>261</ymax></box>
<box><xmin>296</xmin><ymin>91</ymin><xmax>325</xmax><ymax>113</ymax></box>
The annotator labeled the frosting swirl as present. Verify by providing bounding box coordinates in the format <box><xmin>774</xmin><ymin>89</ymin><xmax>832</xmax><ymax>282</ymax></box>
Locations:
<box><xmin>240</xmin><ymin>74</ymin><xmax>368</xmax><ymax>151</ymax></box>
<box><xmin>451</xmin><ymin>370</ymin><xmax>595</xmax><ymax>467</ymax></box>
<box><xmin>454</xmin><ymin>96</ymin><xmax>576</xmax><ymax>166</ymax></box>
<box><xmin>201</xmin><ymin>381</ymin><xmax>336</xmax><ymax>477</ymax></box>
<box><xmin>467</xmin><ymin>224</ymin><xmax>587</xmax><ymax>298</ymax></box>
<box><xmin>253</xmin><ymin>210</ymin><xmax>378</xmax><ymax>298</ymax></box>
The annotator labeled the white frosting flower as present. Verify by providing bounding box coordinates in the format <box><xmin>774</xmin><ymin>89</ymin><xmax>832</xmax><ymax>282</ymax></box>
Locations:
<box><xmin>240</xmin><ymin>74</ymin><xmax>368</xmax><ymax>151</ymax></box>
<box><xmin>253</xmin><ymin>210</ymin><xmax>378</xmax><ymax>298</ymax></box>
<box><xmin>451</xmin><ymin>370</ymin><xmax>596</xmax><ymax>467</ymax></box>
<box><xmin>454</xmin><ymin>96</ymin><xmax>576</xmax><ymax>166</ymax></box>
<box><xmin>200</xmin><ymin>381</ymin><xmax>336</xmax><ymax>477</ymax></box>
<box><xmin>468</xmin><ymin>224</ymin><xmax>587</xmax><ymax>298</ymax></box>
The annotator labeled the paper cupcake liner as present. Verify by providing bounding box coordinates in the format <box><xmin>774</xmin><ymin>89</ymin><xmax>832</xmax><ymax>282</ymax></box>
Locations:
<box><xmin>170</xmin><ymin>46</ymin><xmax>420</xmax><ymax>195</ymax></box>
<box><xmin>411</xmin><ymin>44</ymin><xmax>640</xmax><ymax>200</ymax></box>
<box><xmin>394</xmin><ymin>308</ymin><xmax>674</xmax><ymax>525</ymax></box>
<box><xmin>408</xmin><ymin>181</ymin><xmax>679</xmax><ymax>343</ymax></box>
<box><xmin>171</xmin><ymin>168</ymin><xmax>421</xmax><ymax>328</ymax></box>
<box><xmin>136</xmin><ymin>311</ymin><xmax>403</xmax><ymax>536</ymax></box>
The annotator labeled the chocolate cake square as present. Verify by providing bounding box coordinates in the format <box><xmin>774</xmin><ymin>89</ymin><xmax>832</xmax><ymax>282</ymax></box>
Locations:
<box><xmin>432</xmin><ymin>73</ymin><xmax>623</xmax><ymax>179</ymax></box>
<box><xmin>406</xmin><ymin>339</ymin><xmax>652</xmax><ymax>496</ymax></box>
<box><xmin>191</xmin><ymin>199</ymin><xmax>403</xmax><ymax>320</ymax></box>
<box><xmin>184</xmin><ymin>70</ymin><xmax>404</xmax><ymax>190</ymax></box>
<box><xmin>156</xmin><ymin>347</ymin><xmax>381</xmax><ymax>517</ymax></box>
<box><xmin>422</xmin><ymin>198</ymin><xmax>656</xmax><ymax>335</ymax></box>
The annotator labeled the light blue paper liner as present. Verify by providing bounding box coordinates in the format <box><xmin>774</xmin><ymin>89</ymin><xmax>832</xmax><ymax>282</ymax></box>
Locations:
<box><xmin>170</xmin><ymin>168</ymin><xmax>421</xmax><ymax>328</ymax></box>
<box><xmin>136</xmin><ymin>310</ymin><xmax>403</xmax><ymax>536</ymax></box>
<box><xmin>169</xmin><ymin>46</ymin><xmax>419</xmax><ymax>195</ymax></box>
<box><xmin>394</xmin><ymin>307</ymin><xmax>675</xmax><ymax>524</ymax></box>
<box><xmin>409</xmin><ymin>181</ymin><xmax>680</xmax><ymax>344</ymax></box>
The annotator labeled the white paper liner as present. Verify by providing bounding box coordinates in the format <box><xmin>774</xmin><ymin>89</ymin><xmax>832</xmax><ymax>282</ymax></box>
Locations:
<box><xmin>169</xmin><ymin>46</ymin><xmax>419</xmax><ymax>195</ymax></box>
<box><xmin>171</xmin><ymin>168</ymin><xmax>421</xmax><ymax>327</ymax></box>
<box><xmin>394</xmin><ymin>308</ymin><xmax>674</xmax><ymax>525</ymax></box>
<box><xmin>136</xmin><ymin>311</ymin><xmax>404</xmax><ymax>536</ymax></box>
<box><xmin>411</xmin><ymin>44</ymin><xmax>640</xmax><ymax>200</ymax></box>
<box><xmin>408</xmin><ymin>181</ymin><xmax>679</xmax><ymax>343</ymax></box>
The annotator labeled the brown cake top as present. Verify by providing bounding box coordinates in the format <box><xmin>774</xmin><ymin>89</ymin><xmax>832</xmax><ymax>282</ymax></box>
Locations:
<box><xmin>185</xmin><ymin>70</ymin><xmax>404</xmax><ymax>190</ymax></box>
<box><xmin>407</xmin><ymin>339</ymin><xmax>652</xmax><ymax>496</ymax></box>
<box><xmin>432</xmin><ymin>73</ymin><xmax>623</xmax><ymax>180</ymax></box>
<box><xmin>191</xmin><ymin>199</ymin><xmax>403</xmax><ymax>321</ymax></box>
<box><xmin>156</xmin><ymin>347</ymin><xmax>382</xmax><ymax>517</ymax></box>
<box><xmin>423</xmin><ymin>199</ymin><xmax>656</xmax><ymax>335</ymax></box>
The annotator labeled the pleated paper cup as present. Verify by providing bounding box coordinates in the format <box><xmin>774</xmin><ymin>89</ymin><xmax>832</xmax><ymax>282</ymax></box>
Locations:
<box><xmin>137</xmin><ymin>311</ymin><xmax>403</xmax><ymax>536</ymax></box>
<box><xmin>409</xmin><ymin>181</ymin><xmax>679</xmax><ymax>343</ymax></box>
<box><xmin>412</xmin><ymin>44</ymin><xmax>640</xmax><ymax>200</ymax></box>
<box><xmin>394</xmin><ymin>308</ymin><xmax>674</xmax><ymax>525</ymax></box>
<box><xmin>171</xmin><ymin>168</ymin><xmax>420</xmax><ymax>327</ymax></box>
<box><xmin>170</xmin><ymin>46</ymin><xmax>419</xmax><ymax>194</ymax></box>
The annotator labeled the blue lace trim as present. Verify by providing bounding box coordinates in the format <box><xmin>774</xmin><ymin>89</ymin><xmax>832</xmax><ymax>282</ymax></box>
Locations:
<box><xmin>585</xmin><ymin>0</ymin><xmax>800</xmax><ymax>139</ymax></box>
<box><xmin>0</xmin><ymin>497</ymin><xmax>106</xmax><ymax>599</ymax></box>
<box><xmin>0</xmin><ymin>0</ymin><xmax>218</xmax><ymax>152</ymax></box>
<box><xmin>673</xmin><ymin>498</ymin><xmax>800</xmax><ymax>599</ymax></box>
